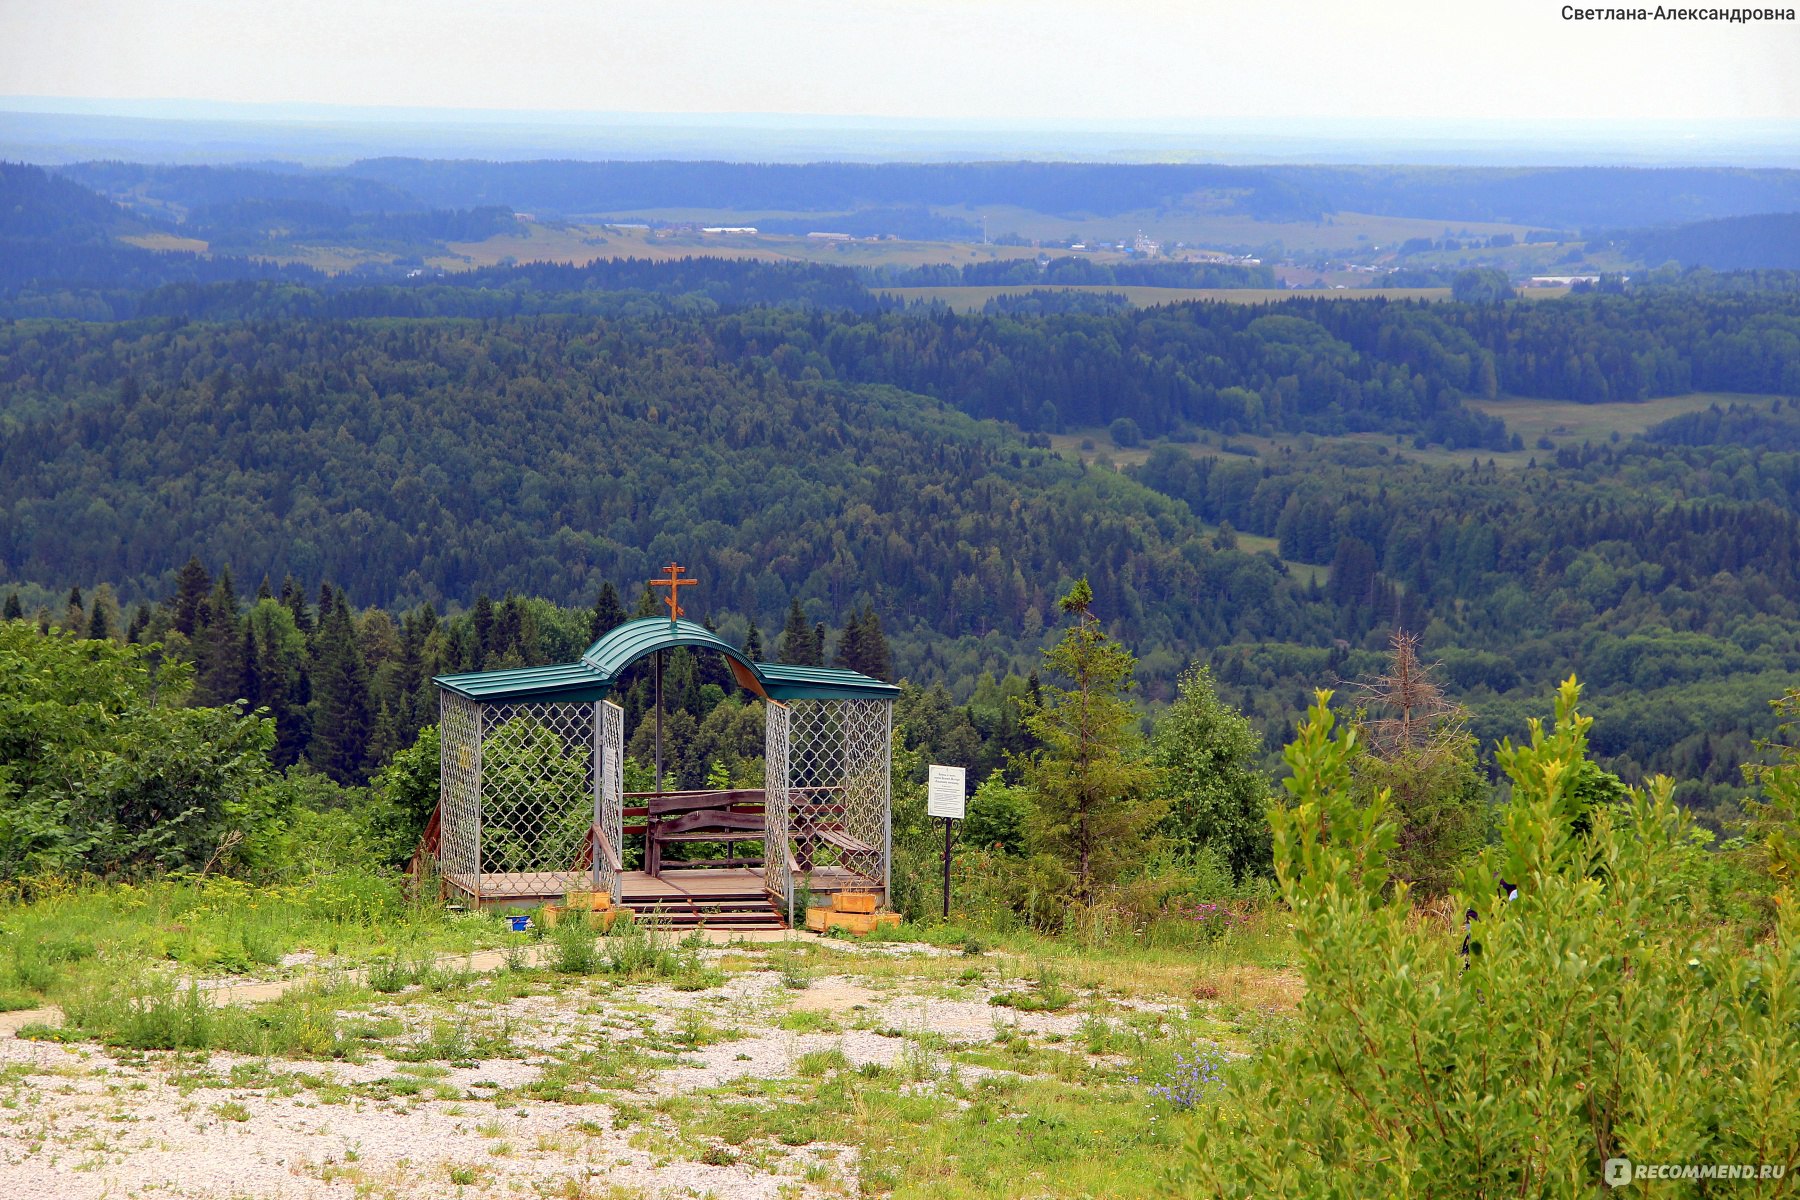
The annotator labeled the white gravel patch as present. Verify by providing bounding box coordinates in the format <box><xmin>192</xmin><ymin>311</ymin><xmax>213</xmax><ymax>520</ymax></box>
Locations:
<box><xmin>0</xmin><ymin>950</ymin><xmax>1136</xmax><ymax>1199</ymax></box>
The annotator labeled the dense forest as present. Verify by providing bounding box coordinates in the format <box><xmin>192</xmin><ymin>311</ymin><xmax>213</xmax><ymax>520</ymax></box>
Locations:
<box><xmin>4</xmin><ymin>283</ymin><xmax>1800</xmax><ymax>820</ymax></box>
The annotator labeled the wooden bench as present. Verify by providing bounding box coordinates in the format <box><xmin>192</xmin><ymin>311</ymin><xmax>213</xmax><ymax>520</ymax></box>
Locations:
<box><xmin>643</xmin><ymin>789</ymin><xmax>767</xmax><ymax>877</ymax></box>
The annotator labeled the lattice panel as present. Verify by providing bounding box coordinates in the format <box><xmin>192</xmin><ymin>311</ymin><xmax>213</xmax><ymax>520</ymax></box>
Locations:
<box><xmin>787</xmin><ymin>698</ymin><xmax>890</xmax><ymax>891</ymax></box>
<box><xmin>439</xmin><ymin>692</ymin><xmax>484</xmax><ymax>902</ymax></box>
<box><xmin>763</xmin><ymin>700</ymin><xmax>792</xmax><ymax>907</ymax></box>
<box><xmin>598</xmin><ymin>700</ymin><xmax>625</xmax><ymax>904</ymax></box>
<box><xmin>477</xmin><ymin>701</ymin><xmax>597</xmax><ymax>898</ymax></box>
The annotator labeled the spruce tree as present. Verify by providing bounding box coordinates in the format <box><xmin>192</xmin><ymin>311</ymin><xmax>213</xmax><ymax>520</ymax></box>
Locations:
<box><xmin>171</xmin><ymin>556</ymin><xmax>211</xmax><ymax>636</ymax></box>
<box><xmin>589</xmin><ymin>581</ymin><xmax>626</xmax><ymax>641</ymax></box>
<box><xmin>2</xmin><ymin>592</ymin><xmax>22</xmax><ymax>621</ymax></box>
<box><xmin>834</xmin><ymin>605</ymin><xmax>892</xmax><ymax>679</ymax></box>
<box><xmin>743</xmin><ymin>620</ymin><xmax>764</xmax><ymax>662</ymax></box>
<box><xmin>280</xmin><ymin>575</ymin><xmax>313</xmax><ymax>634</ymax></box>
<box><xmin>470</xmin><ymin>594</ymin><xmax>494</xmax><ymax>668</ymax></box>
<box><xmin>812</xmin><ymin>622</ymin><xmax>829</xmax><ymax>667</ymax></box>
<box><xmin>194</xmin><ymin>569</ymin><xmax>245</xmax><ymax>705</ymax></box>
<box><xmin>85</xmin><ymin>600</ymin><xmax>110</xmax><ymax>641</ymax></box>
<box><xmin>126</xmin><ymin>603</ymin><xmax>150</xmax><ymax>643</ymax></box>
<box><xmin>1020</xmin><ymin>578</ymin><xmax>1161</xmax><ymax>907</ymax></box>
<box><xmin>632</xmin><ymin>584</ymin><xmax>660</xmax><ymax>619</ymax></box>
<box><xmin>308</xmin><ymin>591</ymin><xmax>373</xmax><ymax>783</ymax></box>
<box><xmin>777</xmin><ymin>599</ymin><xmax>813</xmax><ymax>665</ymax></box>
<box><xmin>64</xmin><ymin>586</ymin><xmax>85</xmax><ymax>633</ymax></box>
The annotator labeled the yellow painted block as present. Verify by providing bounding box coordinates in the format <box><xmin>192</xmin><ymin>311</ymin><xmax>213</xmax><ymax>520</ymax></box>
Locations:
<box><xmin>566</xmin><ymin>891</ymin><xmax>612</xmax><ymax>911</ymax></box>
<box><xmin>872</xmin><ymin>912</ymin><xmax>901</xmax><ymax>928</ymax></box>
<box><xmin>540</xmin><ymin>904</ymin><xmax>616</xmax><ymax>931</ymax></box>
<box><xmin>805</xmin><ymin>906</ymin><xmax>831</xmax><ymax>932</ymax></box>
<box><xmin>825</xmin><ymin>911</ymin><xmax>878</xmax><ymax>936</ymax></box>
<box><xmin>832</xmin><ymin>892</ymin><xmax>878</xmax><ymax>914</ymax></box>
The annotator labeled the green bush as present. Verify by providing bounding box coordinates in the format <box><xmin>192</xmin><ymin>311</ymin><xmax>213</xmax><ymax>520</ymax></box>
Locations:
<box><xmin>1175</xmin><ymin>680</ymin><xmax>1800</xmax><ymax>1197</ymax></box>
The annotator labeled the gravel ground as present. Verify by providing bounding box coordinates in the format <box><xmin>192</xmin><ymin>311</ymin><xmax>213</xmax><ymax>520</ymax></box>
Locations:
<box><xmin>0</xmin><ymin>948</ymin><xmax>1124</xmax><ymax>1200</ymax></box>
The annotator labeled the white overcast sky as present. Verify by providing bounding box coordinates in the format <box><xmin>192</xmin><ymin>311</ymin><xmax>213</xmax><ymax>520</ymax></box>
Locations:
<box><xmin>2</xmin><ymin>0</ymin><xmax>1797</xmax><ymax>123</ymax></box>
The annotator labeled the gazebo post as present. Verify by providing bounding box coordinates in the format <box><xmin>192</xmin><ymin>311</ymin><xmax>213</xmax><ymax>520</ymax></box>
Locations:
<box><xmin>590</xmin><ymin>700</ymin><xmax>603</xmax><ymax>895</ymax></box>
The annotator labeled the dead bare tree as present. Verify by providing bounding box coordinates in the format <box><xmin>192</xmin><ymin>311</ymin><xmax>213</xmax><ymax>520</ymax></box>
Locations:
<box><xmin>1353</xmin><ymin>630</ymin><xmax>1467</xmax><ymax>761</ymax></box>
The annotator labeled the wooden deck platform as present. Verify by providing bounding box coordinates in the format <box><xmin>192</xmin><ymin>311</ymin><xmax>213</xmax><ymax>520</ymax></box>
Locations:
<box><xmin>443</xmin><ymin>866</ymin><xmax>880</xmax><ymax>909</ymax></box>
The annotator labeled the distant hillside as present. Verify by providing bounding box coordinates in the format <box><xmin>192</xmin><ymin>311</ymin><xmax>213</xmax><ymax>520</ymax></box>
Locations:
<box><xmin>56</xmin><ymin>160</ymin><xmax>426</xmax><ymax>218</ymax></box>
<box><xmin>0</xmin><ymin>160</ymin><xmax>145</xmax><ymax>239</ymax></box>
<box><xmin>336</xmin><ymin>158</ymin><xmax>1800</xmax><ymax>230</ymax></box>
<box><xmin>1265</xmin><ymin>166</ymin><xmax>1800</xmax><ymax>230</ymax></box>
<box><xmin>1626</xmin><ymin>212</ymin><xmax>1800</xmax><ymax>270</ymax></box>
<box><xmin>338</xmin><ymin>158</ymin><xmax>1330</xmax><ymax>221</ymax></box>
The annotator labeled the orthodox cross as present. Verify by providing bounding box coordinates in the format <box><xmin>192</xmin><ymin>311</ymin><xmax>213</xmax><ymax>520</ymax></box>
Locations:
<box><xmin>648</xmin><ymin>562</ymin><xmax>696</xmax><ymax>626</ymax></box>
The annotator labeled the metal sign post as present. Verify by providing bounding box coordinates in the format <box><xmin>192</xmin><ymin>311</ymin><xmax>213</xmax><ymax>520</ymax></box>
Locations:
<box><xmin>927</xmin><ymin>764</ymin><xmax>966</xmax><ymax>920</ymax></box>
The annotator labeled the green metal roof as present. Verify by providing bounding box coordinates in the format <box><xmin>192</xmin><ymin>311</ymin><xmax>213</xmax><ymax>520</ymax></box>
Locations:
<box><xmin>579</xmin><ymin>618</ymin><xmax>753</xmax><ymax>679</ymax></box>
<box><xmin>758</xmin><ymin>662</ymin><xmax>901</xmax><ymax>702</ymax></box>
<box><xmin>433</xmin><ymin>617</ymin><xmax>899</xmax><ymax>704</ymax></box>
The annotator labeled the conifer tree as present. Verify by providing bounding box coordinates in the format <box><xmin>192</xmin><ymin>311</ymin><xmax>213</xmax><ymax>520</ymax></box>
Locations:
<box><xmin>85</xmin><ymin>600</ymin><xmax>110</xmax><ymax>641</ymax></box>
<box><xmin>126</xmin><ymin>603</ymin><xmax>150</xmax><ymax>643</ymax></box>
<box><xmin>194</xmin><ymin>569</ymin><xmax>245</xmax><ymax>706</ymax></box>
<box><xmin>308</xmin><ymin>589</ymin><xmax>373</xmax><ymax>783</ymax></box>
<box><xmin>280</xmin><ymin>575</ymin><xmax>313</xmax><ymax>634</ymax></box>
<box><xmin>778</xmin><ymin>598</ymin><xmax>814</xmax><ymax>665</ymax></box>
<box><xmin>470</xmin><ymin>594</ymin><xmax>494</xmax><ymax>669</ymax></box>
<box><xmin>589</xmin><ymin>581</ymin><xmax>626</xmax><ymax>641</ymax></box>
<box><xmin>1019</xmin><ymin>578</ymin><xmax>1161</xmax><ymax>907</ymax></box>
<box><xmin>64</xmin><ymin>586</ymin><xmax>85</xmax><ymax>633</ymax></box>
<box><xmin>171</xmin><ymin>556</ymin><xmax>211</xmax><ymax>636</ymax></box>
<box><xmin>632</xmin><ymin>585</ymin><xmax>660</xmax><ymax>619</ymax></box>
<box><xmin>742</xmin><ymin>620</ymin><xmax>764</xmax><ymax>662</ymax></box>
<box><xmin>834</xmin><ymin>605</ymin><xmax>893</xmax><ymax>679</ymax></box>
<box><xmin>812</xmin><ymin>621</ymin><xmax>829</xmax><ymax>667</ymax></box>
<box><xmin>2</xmin><ymin>592</ymin><xmax>22</xmax><ymax>621</ymax></box>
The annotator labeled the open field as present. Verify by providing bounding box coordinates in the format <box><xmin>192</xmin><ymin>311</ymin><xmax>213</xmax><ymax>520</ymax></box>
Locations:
<box><xmin>1052</xmin><ymin>393</ymin><xmax>1784</xmax><ymax>489</ymax></box>
<box><xmin>0</xmin><ymin>877</ymin><xmax>1297</xmax><ymax>1200</ymax></box>
<box><xmin>432</xmin><ymin>221</ymin><xmax>1082</xmax><ymax>273</ymax></box>
<box><xmin>933</xmin><ymin>204</ymin><xmax>1543</xmax><ymax>256</ymax></box>
<box><xmin>119</xmin><ymin>232</ymin><xmax>210</xmax><ymax>254</ymax></box>
<box><xmin>880</xmin><ymin>284</ymin><xmax>1451</xmax><ymax>311</ymax></box>
<box><xmin>1467</xmin><ymin>391</ymin><xmax>1785</xmax><ymax>446</ymax></box>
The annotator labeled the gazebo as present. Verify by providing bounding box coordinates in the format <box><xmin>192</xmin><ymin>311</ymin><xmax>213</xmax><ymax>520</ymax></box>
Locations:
<box><xmin>429</xmin><ymin>612</ymin><xmax>897</xmax><ymax>928</ymax></box>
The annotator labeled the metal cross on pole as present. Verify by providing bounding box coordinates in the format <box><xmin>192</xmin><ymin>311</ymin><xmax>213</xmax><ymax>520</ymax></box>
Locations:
<box><xmin>645</xmin><ymin>563</ymin><xmax>697</xmax><ymax>794</ymax></box>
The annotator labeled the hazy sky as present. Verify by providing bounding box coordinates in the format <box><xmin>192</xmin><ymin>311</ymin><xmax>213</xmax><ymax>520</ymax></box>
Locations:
<box><xmin>3</xmin><ymin>0</ymin><xmax>1798</xmax><ymax>123</ymax></box>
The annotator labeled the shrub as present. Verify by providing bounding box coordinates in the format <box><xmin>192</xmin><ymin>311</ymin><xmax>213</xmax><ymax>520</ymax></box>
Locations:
<box><xmin>1174</xmin><ymin>681</ymin><xmax>1800</xmax><ymax>1196</ymax></box>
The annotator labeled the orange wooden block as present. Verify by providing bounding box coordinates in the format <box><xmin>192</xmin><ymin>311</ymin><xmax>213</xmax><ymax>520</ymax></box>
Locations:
<box><xmin>833</xmin><ymin>892</ymin><xmax>878</xmax><ymax>914</ymax></box>
<box><xmin>805</xmin><ymin>906</ymin><xmax>831</xmax><ymax>932</ymax></box>
<box><xmin>824</xmin><ymin>911</ymin><xmax>877</xmax><ymax>935</ymax></box>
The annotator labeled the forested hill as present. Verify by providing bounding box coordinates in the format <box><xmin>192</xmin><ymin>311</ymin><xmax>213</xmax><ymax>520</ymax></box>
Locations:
<box><xmin>338</xmin><ymin>158</ymin><xmax>1800</xmax><ymax>229</ymax></box>
<box><xmin>0</xmin><ymin>317</ymin><xmax>1310</xmax><ymax>659</ymax></box>
<box><xmin>6</xmin><ymin>306</ymin><xmax>1800</xmax><ymax>816</ymax></box>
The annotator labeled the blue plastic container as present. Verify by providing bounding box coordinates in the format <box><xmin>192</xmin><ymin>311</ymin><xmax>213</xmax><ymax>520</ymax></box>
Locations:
<box><xmin>508</xmin><ymin>915</ymin><xmax>531</xmax><ymax>932</ymax></box>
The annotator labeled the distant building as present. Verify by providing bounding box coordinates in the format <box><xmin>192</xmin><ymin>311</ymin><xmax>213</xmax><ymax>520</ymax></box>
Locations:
<box><xmin>702</xmin><ymin>226</ymin><xmax>759</xmax><ymax>234</ymax></box>
<box><xmin>1527</xmin><ymin>275</ymin><xmax>1602</xmax><ymax>287</ymax></box>
<box><xmin>807</xmin><ymin>232</ymin><xmax>853</xmax><ymax>241</ymax></box>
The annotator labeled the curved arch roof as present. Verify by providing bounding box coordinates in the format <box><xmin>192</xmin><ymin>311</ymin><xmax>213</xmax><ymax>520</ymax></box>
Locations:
<box><xmin>433</xmin><ymin>617</ymin><xmax>899</xmax><ymax>705</ymax></box>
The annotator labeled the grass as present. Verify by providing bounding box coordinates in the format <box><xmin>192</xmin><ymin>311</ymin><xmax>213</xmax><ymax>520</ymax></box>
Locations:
<box><xmin>1051</xmin><ymin>391</ymin><xmax>1784</xmax><ymax>488</ymax></box>
<box><xmin>1466</xmin><ymin>391</ymin><xmax>1778</xmax><ymax>447</ymax></box>
<box><xmin>2</xmin><ymin>867</ymin><xmax>1306</xmax><ymax>1198</ymax></box>
<box><xmin>0</xmin><ymin>872</ymin><xmax>515</xmax><ymax>1009</ymax></box>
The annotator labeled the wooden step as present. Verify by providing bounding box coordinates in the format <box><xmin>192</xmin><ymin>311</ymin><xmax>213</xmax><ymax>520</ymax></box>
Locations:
<box><xmin>624</xmin><ymin>892</ymin><xmax>786</xmax><ymax>930</ymax></box>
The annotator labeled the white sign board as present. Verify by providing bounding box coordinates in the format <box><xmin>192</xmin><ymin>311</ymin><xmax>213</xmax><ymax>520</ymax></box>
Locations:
<box><xmin>927</xmin><ymin>764</ymin><xmax>967</xmax><ymax>820</ymax></box>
